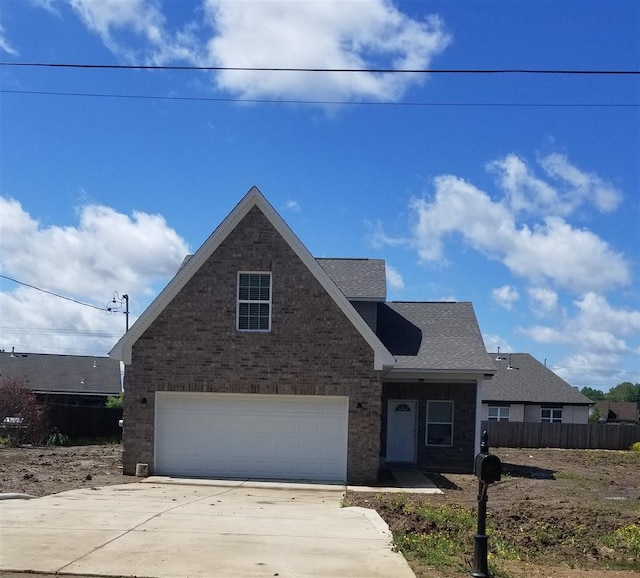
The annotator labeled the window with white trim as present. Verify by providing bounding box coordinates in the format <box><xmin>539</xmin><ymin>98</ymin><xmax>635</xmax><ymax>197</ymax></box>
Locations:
<box><xmin>488</xmin><ymin>406</ymin><xmax>510</xmax><ymax>422</ymax></box>
<box><xmin>541</xmin><ymin>407</ymin><xmax>562</xmax><ymax>423</ymax></box>
<box><xmin>237</xmin><ymin>272</ymin><xmax>271</xmax><ymax>331</ymax></box>
<box><xmin>426</xmin><ymin>400</ymin><xmax>453</xmax><ymax>446</ymax></box>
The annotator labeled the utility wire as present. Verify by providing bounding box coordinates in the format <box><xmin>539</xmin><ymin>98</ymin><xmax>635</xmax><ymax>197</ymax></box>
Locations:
<box><xmin>2</xmin><ymin>89</ymin><xmax>636</xmax><ymax>108</ymax></box>
<box><xmin>0</xmin><ymin>274</ymin><xmax>109</xmax><ymax>312</ymax></box>
<box><xmin>1</xmin><ymin>62</ymin><xmax>639</xmax><ymax>74</ymax></box>
<box><xmin>1</xmin><ymin>327</ymin><xmax>121</xmax><ymax>338</ymax></box>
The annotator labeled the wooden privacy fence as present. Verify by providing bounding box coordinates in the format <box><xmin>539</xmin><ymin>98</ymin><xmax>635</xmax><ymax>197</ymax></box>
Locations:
<box><xmin>482</xmin><ymin>421</ymin><xmax>640</xmax><ymax>450</ymax></box>
<box><xmin>47</xmin><ymin>404</ymin><xmax>123</xmax><ymax>441</ymax></box>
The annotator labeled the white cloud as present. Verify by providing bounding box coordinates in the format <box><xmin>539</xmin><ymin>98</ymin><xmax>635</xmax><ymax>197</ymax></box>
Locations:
<box><xmin>62</xmin><ymin>0</ymin><xmax>451</xmax><ymax>102</ymax></box>
<box><xmin>482</xmin><ymin>334</ymin><xmax>513</xmax><ymax>354</ymax></box>
<box><xmin>539</xmin><ymin>153</ymin><xmax>622</xmax><ymax>213</ymax></box>
<box><xmin>0</xmin><ymin>15</ymin><xmax>17</xmax><ymax>55</ymax></box>
<box><xmin>407</xmin><ymin>166</ymin><xmax>629</xmax><ymax>293</ymax></box>
<box><xmin>520</xmin><ymin>292</ymin><xmax>640</xmax><ymax>386</ymax></box>
<box><xmin>492</xmin><ymin>285</ymin><xmax>520</xmax><ymax>310</ymax></box>
<box><xmin>0</xmin><ymin>197</ymin><xmax>190</xmax><ymax>355</ymax></box>
<box><xmin>527</xmin><ymin>286</ymin><xmax>558</xmax><ymax>315</ymax></box>
<box><xmin>386</xmin><ymin>265</ymin><xmax>405</xmax><ymax>291</ymax></box>
<box><xmin>488</xmin><ymin>154</ymin><xmax>561</xmax><ymax>215</ymax></box>
<box><xmin>284</xmin><ymin>199</ymin><xmax>301</xmax><ymax>213</ymax></box>
<box><xmin>204</xmin><ymin>0</ymin><xmax>451</xmax><ymax>102</ymax></box>
<box><xmin>67</xmin><ymin>0</ymin><xmax>201</xmax><ymax>64</ymax></box>
<box><xmin>368</xmin><ymin>220</ymin><xmax>409</xmax><ymax>250</ymax></box>
<box><xmin>488</xmin><ymin>152</ymin><xmax>622</xmax><ymax>217</ymax></box>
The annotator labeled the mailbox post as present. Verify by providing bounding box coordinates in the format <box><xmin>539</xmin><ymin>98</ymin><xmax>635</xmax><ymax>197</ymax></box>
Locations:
<box><xmin>471</xmin><ymin>431</ymin><xmax>501</xmax><ymax>578</ymax></box>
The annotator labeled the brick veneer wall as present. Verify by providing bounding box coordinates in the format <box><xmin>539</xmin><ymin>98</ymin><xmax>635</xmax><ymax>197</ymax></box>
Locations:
<box><xmin>381</xmin><ymin>381</ymin><xmax>478</xmax><ymax>473</ymax></box>
<box><xmin>122</xmin><ymin>206</ymin><xmax>381</xmax><ymax>483</ymax></box>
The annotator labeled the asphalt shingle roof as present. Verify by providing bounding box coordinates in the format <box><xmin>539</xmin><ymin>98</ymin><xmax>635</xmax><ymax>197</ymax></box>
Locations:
<box><xmin>377</xmin><ymin>302</ymin><xmax>496</xmax><ymax>372</ymax></box>
<box><xmin>0</xmin><ymin>352</ymin><xmax>122</xmax><ymax>396</ymax></box>
<box><xmin>483</xmin><ymin>353</ymin><xmax>592</xmax><ymax>404</ymax></box>
<box><xmin>316</xmin><ymin>258</ymin><xmax>386</xmax><ymax>301</ymax></box>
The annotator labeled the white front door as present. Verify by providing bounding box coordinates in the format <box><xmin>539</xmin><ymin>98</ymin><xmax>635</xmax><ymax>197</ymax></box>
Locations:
<box><xmin>386</xmin><ymin>399</ymin><xmax>417</xmax><ymax>462</ymax></box>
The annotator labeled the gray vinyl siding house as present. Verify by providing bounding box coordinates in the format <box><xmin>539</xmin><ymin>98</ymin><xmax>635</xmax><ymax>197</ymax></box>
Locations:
<box><xmin>110</xmin><ymin>187</ymin><xmax>494</xmax><ymax>483</ymax></box>
<box><xmin>482</xmin><ymin>353</ymin><xmax>592</xmax><ymax>424</ymax></box>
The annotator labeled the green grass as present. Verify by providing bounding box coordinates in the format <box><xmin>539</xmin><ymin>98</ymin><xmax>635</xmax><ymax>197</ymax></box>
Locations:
<box><xmin>392</xmin><ymin>503</ymin><xmax>475</xmax><ymax>570</ymax></box>
<box><xmin>603</xmin><ymin>523</ymin><xmax>640</xmax><ymax>558</ymax></box>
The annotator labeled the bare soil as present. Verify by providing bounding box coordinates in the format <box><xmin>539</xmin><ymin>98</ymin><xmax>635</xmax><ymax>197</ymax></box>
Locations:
<box><xmin>348</xmin><ymin>447</ymin><xmax>640</xmax><ymax>577</ymax></box>
<box><xmin>1</xmin><ymin>445</ymin><xmax>638</xmax><ymax>578</ymax></box>
<box><xmin>0</xmin><ymin>443</ymin><xmax>137</xmax><ymax>497</ymax></box>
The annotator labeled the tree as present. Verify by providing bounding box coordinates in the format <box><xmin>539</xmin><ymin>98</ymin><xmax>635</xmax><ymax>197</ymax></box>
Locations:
<box><xmin>0</xmin><ymin>376</ymin><xmax>47</xmax><ymax>446</ymax></box>
<box><xmin>580</xmin><ymin>387</ymin><xmax>606</xmax><ymax>401</ymax></box>
<box><xmin>607</xmin><ymin>382</ymin><xmax>640</xmax><ymax>407</ymax></box>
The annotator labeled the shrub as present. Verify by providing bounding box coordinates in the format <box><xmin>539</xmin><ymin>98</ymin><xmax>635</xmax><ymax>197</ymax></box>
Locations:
<box><xmin>105</xmin><ymin>392</ymin><xmax>124</xmax><ymax>409</ymax></box>
<box><xmin>631</xmin><ymin>441</ymin><xmax>640</xmax><ymax>454</ymax></box>
<box><xmin>0</xmin><ymin>376</ymin><xmax>47</xmax><ymax>445</ymax></box>
<box><xmin>46</xmin><ymin>430</ymin><xmax>70</xmax><ymax>446</ymax></box>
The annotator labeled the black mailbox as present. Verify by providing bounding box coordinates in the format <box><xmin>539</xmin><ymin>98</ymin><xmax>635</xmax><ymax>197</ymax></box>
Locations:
<box><xmin>474</xmin><ymin>452</ymin><xmax>501</xmax><ymax>484</ymax></box>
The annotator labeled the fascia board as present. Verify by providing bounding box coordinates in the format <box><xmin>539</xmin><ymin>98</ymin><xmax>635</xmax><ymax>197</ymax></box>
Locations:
<box><xmin>384</xmin><ymin>369</ymin><xmax>494</xmax><ymax>382</ymax></box>
<box><xmin>110</xmin><ymin>186</ymin><xmax>396</xmax><ymax>371</ymax></box>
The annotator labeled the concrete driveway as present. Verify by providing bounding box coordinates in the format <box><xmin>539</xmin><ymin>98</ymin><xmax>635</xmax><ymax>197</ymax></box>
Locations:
<box><xmin>0</xmin><ymin>478</ymin><xmax>415</xmax><ymax>578</ymax></box>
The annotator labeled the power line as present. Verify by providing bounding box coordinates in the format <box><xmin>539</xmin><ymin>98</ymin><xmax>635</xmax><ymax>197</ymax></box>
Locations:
<box><xmin>0</xmin><ymin>327</ymin><xmax>121</xmax><ymax>338</ymax></box>
<box><xmin>2</xmin><ymin>89</ymin><xmax>636</xmax><ymax>108</ymax></box>
<box><xmin>1</xmin><ymin>62</ymin><xmax>639</xmax><ymax>74</ymax></box>
<box><xmin>0</xmin><ymin>274</ymin><xmax>109</xmax><ymax>312</ymax></box>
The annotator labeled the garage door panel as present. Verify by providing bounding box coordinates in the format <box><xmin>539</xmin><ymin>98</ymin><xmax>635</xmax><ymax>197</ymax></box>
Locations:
<box><xmin>155</xmin><ymin>393</ymin><xmax>348</xmax><ymax>481</ymax></box>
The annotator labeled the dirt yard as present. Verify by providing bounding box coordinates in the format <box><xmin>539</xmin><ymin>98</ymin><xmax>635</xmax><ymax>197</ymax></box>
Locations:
<box><xmin>349</xmin><ymin>447</ymin><xmax>640</xmax><ymax>577</ymax></box>
<box><xmin>1</xmin><ymin>444</ymin><xmax>638</xmax><ymax>578</ymax></box>
<box><xmin>0</xmin><ymin>443</ymin><xmax>136</xmax><ymax>496</ymax></box>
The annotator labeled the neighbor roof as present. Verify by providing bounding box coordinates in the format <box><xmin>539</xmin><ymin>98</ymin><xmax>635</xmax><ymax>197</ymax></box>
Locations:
<box><xmin>482</xmin><ymin>353</ymin><xmax>592</xmax><ymax>404</ymax></box>
<box><xmin>377</xmin><ymin>302</ymin><xmax>496</xmax><ymax>374</ymax></box>
<box><xmin>0</xmin><ymin>351</ymin><xmax>122</xmax><ymax>396</ymax></box>
<box><xmin>316</xmin><ymin>258</ymin><xmax>386</xmax><ymax>301</ymax></box>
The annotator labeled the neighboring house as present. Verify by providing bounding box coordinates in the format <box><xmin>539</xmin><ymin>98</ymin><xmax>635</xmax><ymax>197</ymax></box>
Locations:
<box><xmin>0</xmin><ymin>350</ymin><xmax>122</xmax><ymax>406</ymax></box>
<box><xmin>482</xmin><ymin>352</ymin><xmax>592</xmax><ymax>424</ymax></box>
<box><xmin>110</xmin><ymin>187</ymin><xmax>495</xmax><ymax>484</ymax></box>
<box><xmin>594</xmin><ymin>401</ymin><xmax>639</xmax><ymax>423</ymax></box>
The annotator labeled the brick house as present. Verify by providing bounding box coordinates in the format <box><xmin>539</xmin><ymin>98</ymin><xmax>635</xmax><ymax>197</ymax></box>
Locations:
<box><xmin>110</xmin><ymin>187</ymin><xmax>494</xmax><ymax>484</ymax></box>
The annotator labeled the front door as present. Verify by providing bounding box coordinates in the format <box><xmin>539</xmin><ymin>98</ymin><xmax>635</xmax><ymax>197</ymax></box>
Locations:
<box><xmin>386</xmin><ymin>399</ymin><xmax>417</xmax><ymax>462</ymax></box>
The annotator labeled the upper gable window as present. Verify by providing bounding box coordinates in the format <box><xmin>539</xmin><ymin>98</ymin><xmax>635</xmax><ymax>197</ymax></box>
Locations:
<box><xmin>237</xmin><ymin>272</ymin><xmax>271</xmax><ymax>331</ymax></box>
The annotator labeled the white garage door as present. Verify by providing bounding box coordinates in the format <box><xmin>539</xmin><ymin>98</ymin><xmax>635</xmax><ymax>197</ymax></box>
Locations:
<box><xmin>155</xmin><ymin>392</ymin><xmax>348</xmax><ymax>481</ymax></box>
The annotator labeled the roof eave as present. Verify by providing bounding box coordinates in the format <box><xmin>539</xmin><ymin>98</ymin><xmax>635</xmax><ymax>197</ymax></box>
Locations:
<box><xmin>384</xmin><ymin>368</ymin><xmax>494</xmax><ymax>382</ymax></box>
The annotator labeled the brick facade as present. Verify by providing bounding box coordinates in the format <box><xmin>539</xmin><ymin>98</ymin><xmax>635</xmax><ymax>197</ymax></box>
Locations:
<box><xmin>381</xmin><ymin>381</ymin><xmax>478</xmax><ymax>473</ymax></box>
<box><xmin>122</xmin><ymin>206</ymin><xmax>382</xmax><ymax>483</ymax></box>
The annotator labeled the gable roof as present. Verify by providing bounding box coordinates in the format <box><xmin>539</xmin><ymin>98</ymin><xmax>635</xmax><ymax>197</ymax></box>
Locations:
<box><xmin>483</xmin><ymin>353</ymin><xmax>592</xmax><ymax>404</ymax></box>
<box><xmin>0</xmin><ymin>351</ymin><xmax>122</xmax><ymax>396</ymax></box>
<box><xmin>377</xmin><ymin>302</ymin><xmax>496</xmax><ymax>374</ymax></box>
<box><xmin>177</xmin><ymin>256</ymin><xmax>387</xmax><ymax>302</ymax></box>
<box><xmin>109</xmin><ymin>187</ymin><xmax>396</xmax><ymax>371</ymax></box>
<box><xmin>316</xmin><ymin>259</ymin><xmax>386</xmax><ymax>301</ymax></box>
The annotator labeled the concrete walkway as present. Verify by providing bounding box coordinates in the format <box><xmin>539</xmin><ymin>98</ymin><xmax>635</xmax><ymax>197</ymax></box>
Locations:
<box><xmin>0</xmin><ymin>479</ymin><xmax>416</xmax><ymax>578</ymax></box>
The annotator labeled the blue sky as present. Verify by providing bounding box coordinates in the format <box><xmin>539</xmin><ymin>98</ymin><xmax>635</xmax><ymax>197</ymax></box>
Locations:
<box><xmin>0</xmin><ymin>0</ymin><xmax>638</xmax><ymax>391</ymax></box>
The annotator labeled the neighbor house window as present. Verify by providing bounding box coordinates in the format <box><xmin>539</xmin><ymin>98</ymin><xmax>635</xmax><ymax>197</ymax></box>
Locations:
<box><xmin>541</xmin><ymin>408</ymin><xmax>562</xmax><ymax>423</ymax></box>
<box><xmin>426</xmin><ymin>401</ymin><xmax>453</xmax><ymax>446</ymax></box>
<box><xmin>488</xmin><ymin>406</ymin><xmax>510</xmax><ymax>422</ymax></box>
<box><xmin>237</xmin><ymin>272</ymin><xmax>271</xmax><ymax>331</ymax></box>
